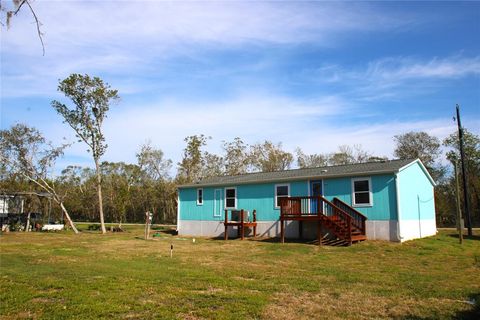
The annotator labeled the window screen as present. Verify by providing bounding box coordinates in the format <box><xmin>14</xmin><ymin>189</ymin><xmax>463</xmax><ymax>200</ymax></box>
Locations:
<box><xmin>352</xmin><ymin>178</ymin><xmax>371</xmax><ymax>206</ymax></box>
<box><xmin>225</xmin><ymin>188</ymin><xmax>236</xmax><ymax>209</ymax></box>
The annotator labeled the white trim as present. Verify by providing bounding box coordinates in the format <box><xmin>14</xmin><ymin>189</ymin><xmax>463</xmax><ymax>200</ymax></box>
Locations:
<box><xmin>395</xmin><ymin>173</ymin><xmax>403</xmax><ymax>242</ymax></box>
<box><xmin>274</xmin><ymin>183</ymin><xmax>290</xmax><ymax>209</ymax></box>
<box><xmin>351</xmin><ymin>177</ymin><xmax>373</xmax><ymax>207</ymax></box>
<box><xmin>224</xmin><ymin>187</ymin><xmax>237</xmax><ymax>210</ymax></box>
<box><xmin>176</xmin><ymin>193</ymin><xmax>180</xmax><ymax>232</ymax></box>
<box><xmin>307</xmin><ymin>180</ymin><xmax>311</xmax><ymax>212</ymax></box>
<box><xmin>196</xmin><ymin>188</ymin><xmax>204</xmax><ymax>206</ymax></box>
<box><xmin>398</xmin><ymin>158</ymin><xmax>436</xmax><ymax>187</ymax></box>
<box><xmin>213</xmin><ymin>189</ymin><xmax>222</xmax><ymax>217</ymax></box>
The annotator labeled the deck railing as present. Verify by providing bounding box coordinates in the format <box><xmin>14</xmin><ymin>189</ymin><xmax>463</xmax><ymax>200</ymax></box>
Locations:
<box><xmin>279</xmin><ymin>195</ymin><xmax>358</xmax><ymax>242</ymax></box>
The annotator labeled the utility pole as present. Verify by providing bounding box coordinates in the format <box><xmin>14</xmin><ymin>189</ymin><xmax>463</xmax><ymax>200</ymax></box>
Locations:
<box><xmin>455</xmin><ymin>104</ymin><xmax>472</xmax><ymax>236</ymax></box>
<box><xmin>454</xmin><ymin>161</ymin><xmax>463</xmax><ymax>244</ymax></box>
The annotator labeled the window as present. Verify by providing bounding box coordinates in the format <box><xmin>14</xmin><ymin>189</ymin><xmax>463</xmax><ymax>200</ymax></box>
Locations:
<box><xmin>352</xmin><ymin>178</ymin><xmax>372</xmax><ymax>207</ymax></box>
<box><xmin>225</xmin><ymin>187</ymin><xmax>237</xmax><ymax>209</ymax></box>
<box><xmin>196</xmin><ymin>188</ymin><xmax>203</xmax><ymax>205</ymax></box>
<box><xmin>275</xmin><ymin>184</ymin><xmax>290</xmax><ymax>208</ymax></box>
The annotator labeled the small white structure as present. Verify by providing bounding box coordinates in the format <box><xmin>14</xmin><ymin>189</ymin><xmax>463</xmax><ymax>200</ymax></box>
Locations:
<box><xmin>42</xmin><ymin>224</ymin><xmax>64</xmax><ymax>231</ymax></box>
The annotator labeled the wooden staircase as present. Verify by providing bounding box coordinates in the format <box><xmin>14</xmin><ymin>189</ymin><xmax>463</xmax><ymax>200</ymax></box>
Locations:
<box><xmin>279</xmin><ymin>196</ymin><xmax>367</xmax><ymax>246</ymax></box>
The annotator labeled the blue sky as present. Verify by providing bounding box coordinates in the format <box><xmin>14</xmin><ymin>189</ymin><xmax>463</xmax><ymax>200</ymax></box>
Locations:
<box><xmin>1</xmin><ymin>1</ymin><xmax>479</xmax><ymax>173</ymax></box>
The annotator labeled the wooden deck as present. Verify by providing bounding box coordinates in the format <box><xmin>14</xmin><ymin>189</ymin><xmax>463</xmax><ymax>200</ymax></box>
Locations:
<box><xmin>280</xmin><ymin>196</ymin><xmax>367</xmax><ymax>246</ymax></box>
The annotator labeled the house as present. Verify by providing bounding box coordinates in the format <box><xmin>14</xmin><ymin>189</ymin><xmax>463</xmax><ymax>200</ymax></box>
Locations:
<box><xmin>177</xmin><ymin>159</ymin><xmax>437</xmax><ymax>242</ymax></box>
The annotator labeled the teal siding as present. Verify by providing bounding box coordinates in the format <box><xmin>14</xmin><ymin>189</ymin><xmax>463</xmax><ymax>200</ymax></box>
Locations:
<box><xmin>323</xmin><ymin>175</ymin><xmax>397</xmax><ymax>220</ymax></box>
<box><xmin>179</xmin><ymin>187</ymin><xmax>223</xmax><ymax>221</ymax></box>
<box><xmin>179</xmin><ymin>181</ymin><xmax>309</xmax><ymax>221</ymax></box>
<box><xmin>179</xmin><ymin>174</ymin><xmax>398</xmax><ymax>221</ymax></box>
<box><xmin>398</xmin><ymin>162</ymin><xmax>435</xmax><ymax>221</ymax></box>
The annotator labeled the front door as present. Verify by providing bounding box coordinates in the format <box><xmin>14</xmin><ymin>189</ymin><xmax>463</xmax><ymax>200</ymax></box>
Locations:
<box><xmin>310</xmin><ymin>180</ymin><xmax>323</xmax><ymax>214</ymax></box>
<box><xmin>214</xmin><ymin>189</ymin><xmax>223</xmax><ymax>218</ymax></box>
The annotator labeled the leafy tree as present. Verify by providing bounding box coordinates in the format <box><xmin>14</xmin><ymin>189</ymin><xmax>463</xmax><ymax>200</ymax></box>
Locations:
<box><xmin>393</xmin><ymin>131</ymin><xmax>441</xmax><ymax>168</ymax></box>
<box><xmin>444</xmin><ymin>129</ymin><xmax>480</xmax><ymax>167</ymax></box>
<box><xmin>393</xmin><ymin>131</ymin><xmax>446</xmax><ymax>183</ymax></box>
<box><xmin>443</xmin><ymin>129</ymin><xmax>480</xmax><ymax>227</ymax></box>
<box><xmin>250</xmin><ymin>141</ymin><xmax>293</xmax><ymax>172</ymax></box>
<box><xmin>51</xmin><ymin>73</ymin><xmax>119</xmax><ymax>234</ymax></box>
<box><xmin>0</xmin><ymin>124</ymin><xmax>78</xmax><ymax>233</ymax></box>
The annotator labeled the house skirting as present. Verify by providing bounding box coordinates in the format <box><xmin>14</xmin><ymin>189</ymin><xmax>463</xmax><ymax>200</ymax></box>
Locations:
<box><xmin>399</xmin><ymin>218</ymin><xmax>437</xmax><ymax>242</ymax></box>
<box><xmin>178</xmin><ymin>219</ymin><xmax>430</xmax><ymax>242</ymax></box>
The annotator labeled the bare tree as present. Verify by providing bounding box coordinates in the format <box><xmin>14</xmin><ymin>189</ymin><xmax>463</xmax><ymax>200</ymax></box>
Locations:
<box><xmin>250</xmin><ymin>141</ymin><xmax>293</xmax><ymax>172</ymax></box>
<box><xmin>295</xmin><ymin>148</ymin><xmax>328</xmax><ymax>168</ymax></box>
<box><xmin>137</xmin><ymin>141</ymin><xmax>172</xmax><ymax>181</ymax></box>
<box><xmin>223</xmin><ymin>137</ymin><xmax>250</xmax><ymax>175</ymax></box>
<box><xmin>176</xmin><ymin>134</ymin><xmax>210</xmax><ymax>183</ymax></box>
<box><xmin>1</xmin><ymin>0</ymin><xmax>45</xmax><ymax>55</ymax></box>
<box><xmin>329</xmin><ymin>145</ymin><xmax>373</xmax><ymax>166</ymax></box>
<box><xmin>52</xmin><ymin>74</ymin><xmax>119</xmax><ymax>234</ymax></box>
<box><xmin>0</xmin><ymin>124</ymin><xmax>78</xmax><ymax>233</ymax></box>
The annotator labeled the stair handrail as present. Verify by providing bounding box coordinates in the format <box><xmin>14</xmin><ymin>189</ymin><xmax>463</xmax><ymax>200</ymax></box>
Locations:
<box><xmin>332</xmin><ymin>197</ymin><xmax>367</xmax><ymax>235</ymax></box>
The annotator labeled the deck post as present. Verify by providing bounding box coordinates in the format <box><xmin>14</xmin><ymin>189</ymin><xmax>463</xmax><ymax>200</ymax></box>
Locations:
<box><xmin>280</xmin><ymin>219</ymin><xmax>285</xmax><ymax>243</ymax></box>
<box><xmin>348</xmin><ymin>216</ymin><xmax>352</xmax><ymax>246</ymax></box>
<box><xmin>318</xmin><ymin>219</ymin><xmax>322</xmax><ymax>246</ymax></box>
<box><xmin>241</xmin><ymin>209</ymin><xmax>245</xmax><ymax>240</ymax></box>
<box><xmin>253</xmin><ymin>210</ymin><xmax>257</xmax><ymax>237</ymax></box>
<box><xmin>224</xmin><ymin>209</ymin><xmax>228</xmax><ymax>240</ymax></box>
<box><xmin>299</xmin><ymin>220</ymin><xmax>303</xmax><ymax>240</ymax></box>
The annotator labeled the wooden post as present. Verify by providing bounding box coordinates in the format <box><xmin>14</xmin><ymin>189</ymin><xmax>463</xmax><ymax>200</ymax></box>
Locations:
<box><xmin>224</xmin><ymin>209</ymin><xmax>228</xmax><ymax>240</ymax></box>
<box><xmin>253</xmin><ymin>210</ymin><xmax>257</xmax><ymax>238</ymax></box>
<box><xmin>348</xmin><ymin>216</ymin><xmax>352</xmax><ymax>246</ymax></box>
<box><xmin>299</xmin><ymin>220</ymin><xmax>303</xmax><ymax>240</ymax></box>
<box><xmin>280</xmin><ymin>219</ymin><xmax>285</xmax><ymax>243</ymax></box>
<box><xmin>454</xmin><ymin>161</ymin><xmax>463</xmax><ymax>244</ymax></box>
<box><xmin>318</xmin><ymin>219</ymin><xmax>322</xmax><ymax>246</ymax></box>
<box><xmin>241</xmin><ymin>209</ymin><xmax>245</xmax><ymax>240</ymax></box>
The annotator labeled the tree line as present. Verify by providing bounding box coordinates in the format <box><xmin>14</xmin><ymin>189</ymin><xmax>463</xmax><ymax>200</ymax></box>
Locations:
<box><xmin>1</xmin><ymin>74</ymin><xmax>478</xmax><ymax>231</ymax></box>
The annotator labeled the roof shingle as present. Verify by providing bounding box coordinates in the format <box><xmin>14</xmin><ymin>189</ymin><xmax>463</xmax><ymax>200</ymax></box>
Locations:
<box><xmin>179</xmin><ymin>158</ymin><xmax>416</xmax><ymax>188</ymax></box>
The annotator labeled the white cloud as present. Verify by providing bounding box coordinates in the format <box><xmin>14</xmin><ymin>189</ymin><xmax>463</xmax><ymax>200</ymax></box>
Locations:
<box><xmin>99</xmin><ymin>94</ymin><xmax>351</xmax><ymax>162</ymax></box>
<box><xmin>1</xmin><ymin>1</ymin><xmax>411</xmax><ymax>98</ymax></box>
<box><xmin>307</xmin><ymin>55</ymin><xmax>480</xmax><ymax>101</ymax></box>
<box><xmin>365</xmin><ymin>56</ymin><xmax>480</xmax><ymax>81</ymax></box>
<box><xmin>46</xmin><ymin>93</ymin><xmax>477</xmax><ymax>173</ymax></box>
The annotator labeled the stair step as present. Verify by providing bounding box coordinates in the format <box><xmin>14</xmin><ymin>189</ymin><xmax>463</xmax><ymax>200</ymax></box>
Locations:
<box><xmin>351</xmin><ymin>235</ymin><xmax>367</xmax><ymax>241</ymax></box>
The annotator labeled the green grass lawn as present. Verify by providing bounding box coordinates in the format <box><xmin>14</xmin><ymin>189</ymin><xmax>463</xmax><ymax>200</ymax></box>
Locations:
<box><xmin>1</xmin><ymin>226</ymin><xmax>479</xmax><ymax>319</ymax></box>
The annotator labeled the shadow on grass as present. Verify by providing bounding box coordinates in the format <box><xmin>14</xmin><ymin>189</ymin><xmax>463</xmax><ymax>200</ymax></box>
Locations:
<box><xmin>454</xmin><ymin>294</ymin><xmax>480</xmax><ymax>320</ymax></box>
<box><xmin>209</xmin><ymin>235</ymin><xmax>348</xmax><ymax>246</ymax></box>
<box><xmin>448</xmin><ymin>234</ymin><xmax>480</xmax><ymax>241</ymax></box>
<box><xmin>397</xmin><ymin>294</ymin><xmax>480</xmax><ymax>320</ymax></box>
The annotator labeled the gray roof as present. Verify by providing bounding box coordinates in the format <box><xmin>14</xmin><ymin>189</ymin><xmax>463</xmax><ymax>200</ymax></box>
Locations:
<box><xmin>179</xmin><ymin>158</ymin><xmax>419</xmax><ymax>188</ymax></box>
